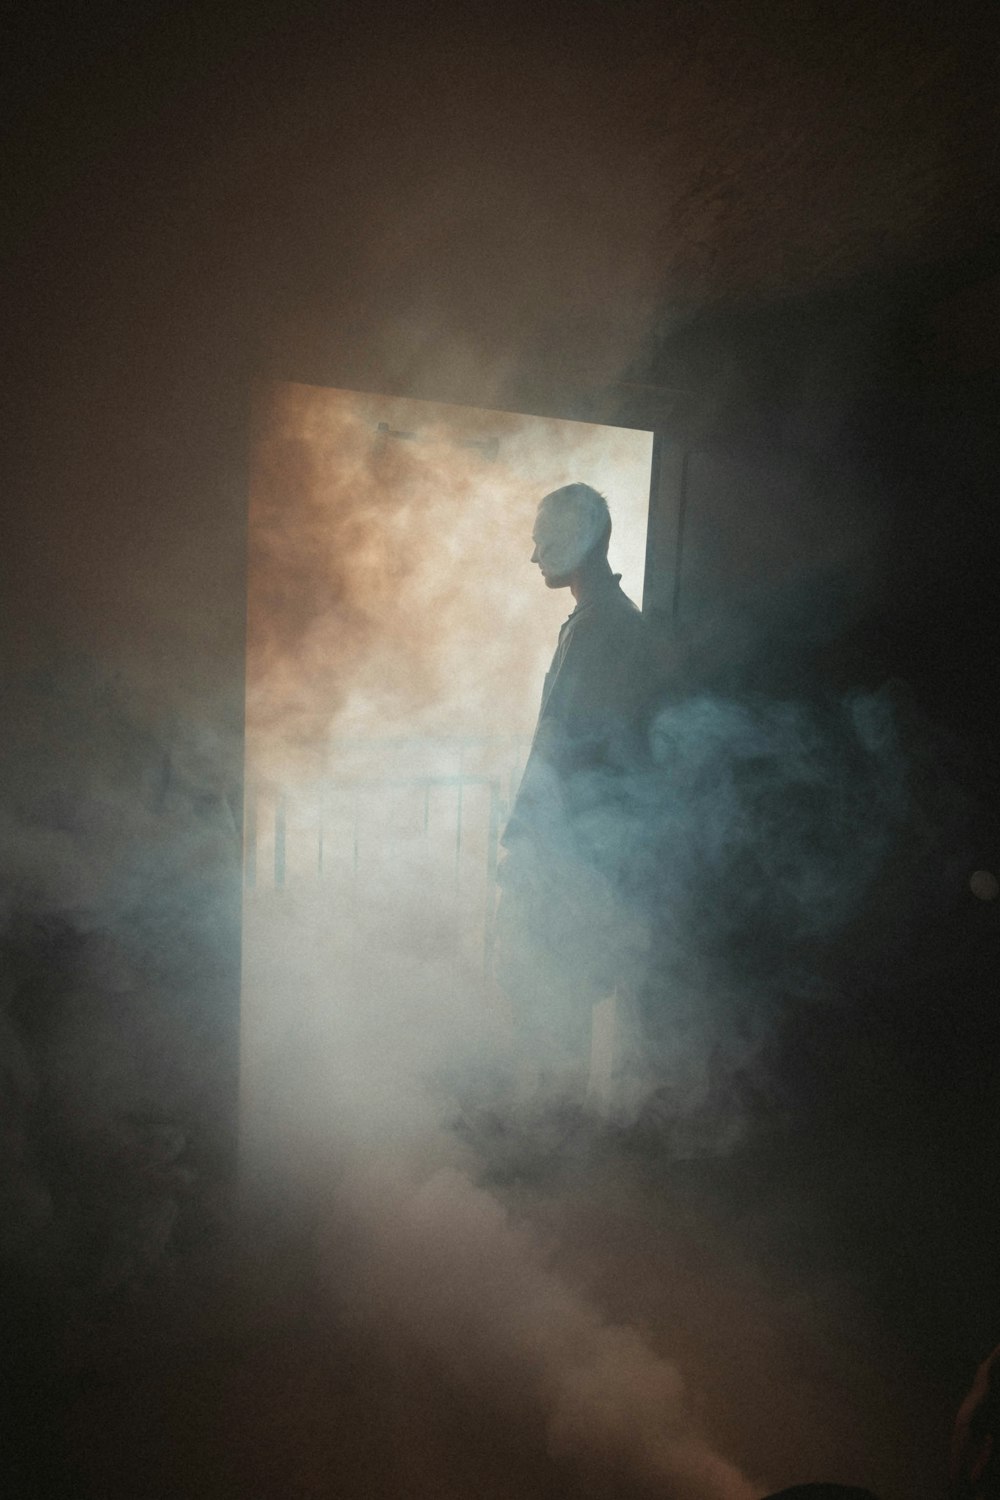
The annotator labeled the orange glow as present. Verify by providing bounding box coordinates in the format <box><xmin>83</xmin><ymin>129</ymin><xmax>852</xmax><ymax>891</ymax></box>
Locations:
<box><xmin>246</xmin><ymin>381</ymin><xmax>652</xmax><ymax>782</ymax></box>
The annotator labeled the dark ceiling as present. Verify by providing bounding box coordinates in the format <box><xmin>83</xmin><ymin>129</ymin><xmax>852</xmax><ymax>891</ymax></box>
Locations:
<box><xmin>5</xmin><ymin>0</ymin><xmax>999</xmax><ymax>397</ymax></box>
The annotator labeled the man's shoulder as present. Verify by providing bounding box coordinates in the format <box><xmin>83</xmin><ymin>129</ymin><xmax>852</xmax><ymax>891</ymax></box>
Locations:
<box><xmin>604</xmin><ymin>581</ymin><xmax>642</xmax><ymax>617</ymax></box>
<box><xmin>557</xmin><ymin>593</ymin><xmax>652</xmax><ymax>706</ymax></box>
<box><xmin>568</xmin><ymin>585</ymin><xmax>645</xmax><ymax>643</ymax></box>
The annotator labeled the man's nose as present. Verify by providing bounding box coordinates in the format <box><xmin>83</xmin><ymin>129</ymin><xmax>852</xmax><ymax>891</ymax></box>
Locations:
<box><xmin>530</xmin><ymin>544</ymin><xmax>539</xmax><ymax>563</ymax></box>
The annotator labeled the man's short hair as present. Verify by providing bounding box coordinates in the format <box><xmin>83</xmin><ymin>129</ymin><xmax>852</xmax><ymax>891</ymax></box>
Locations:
<box><xmin>539</xmin><ymin>483</ymin><xmax>611</xmax><ymax>557</ymax></box>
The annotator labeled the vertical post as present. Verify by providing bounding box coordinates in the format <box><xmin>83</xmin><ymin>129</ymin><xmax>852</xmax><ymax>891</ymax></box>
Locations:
<box><xmin>244</xmin><ymin>781</ymin><xmax>258</xmax><ymax>891</ymax></box>
<box><xmin>274</xmin><ymin>791</ymin><xmax>286</xmax><ymax>890</ymax></box>
<box><xmin>350</xmin><ymin>790</ymin><xmax>361</xmax><ymax>983</ymax></box>
<box><xmin>483</xmin><ymin>777</ymin><xmax>501</xmax><ymax>977</ymax></box>
<box><xmin>643</xmin><ymin>431</ymin><xmax>690</xmax><ymax>626</ymax></box>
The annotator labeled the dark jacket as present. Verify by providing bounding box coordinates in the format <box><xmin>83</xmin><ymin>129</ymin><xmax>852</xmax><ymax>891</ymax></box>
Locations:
<box><xmin>503</xmin><ymin>572</ymin><xmax>652</xmax><ymax>859</ymax></box>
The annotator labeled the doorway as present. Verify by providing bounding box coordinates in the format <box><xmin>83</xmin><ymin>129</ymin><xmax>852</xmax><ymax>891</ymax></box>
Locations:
<box><xmin>241</xmin><ymin>380</ymin><xmax>652</xmax><ymax>1148</ymax></box>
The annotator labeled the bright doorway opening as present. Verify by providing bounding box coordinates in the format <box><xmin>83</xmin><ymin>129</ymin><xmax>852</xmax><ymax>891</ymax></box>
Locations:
<box><xmin>241</xmin><ymin>381</ymin><xmax>652</xmax><ymax>1152</ymax></box>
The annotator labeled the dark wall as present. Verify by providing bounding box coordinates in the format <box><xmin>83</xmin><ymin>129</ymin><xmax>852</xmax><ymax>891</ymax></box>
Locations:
<box><xmin>635</xmin><ymin>277</ymin><xmax>1000</xmax><ymax>1155</ymax></box>
<box><xmin>641</xmin><ymin>277</ymin><xmax>1000</xmax><ymax>707</ymax></box>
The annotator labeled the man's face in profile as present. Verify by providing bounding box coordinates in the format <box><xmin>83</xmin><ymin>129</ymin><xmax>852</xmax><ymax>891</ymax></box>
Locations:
<box><xmin>530</xmin><ymin>500</ymin><xmax>592</xmax><ymax>588</ymax></box>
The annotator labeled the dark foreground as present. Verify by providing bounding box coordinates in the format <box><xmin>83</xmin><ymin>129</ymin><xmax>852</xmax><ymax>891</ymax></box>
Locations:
<box><xmin>5</xmin><ymin>1117</ymin><xmax>997</xmax><ymax>1500</ymax></box>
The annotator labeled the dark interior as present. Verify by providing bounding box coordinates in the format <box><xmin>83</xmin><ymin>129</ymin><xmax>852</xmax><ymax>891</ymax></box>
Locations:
<box><xmin>4</xmin><ymin>4</ymin><xmax>1000</xmax><ymax>1496</ymax></box>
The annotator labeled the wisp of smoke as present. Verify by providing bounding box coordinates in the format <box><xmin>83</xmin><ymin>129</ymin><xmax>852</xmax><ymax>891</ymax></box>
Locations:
<box><xmin>324</xmin><ymin>1157</ymin><xmax>761</xmax><ymax>1500</ymax></box>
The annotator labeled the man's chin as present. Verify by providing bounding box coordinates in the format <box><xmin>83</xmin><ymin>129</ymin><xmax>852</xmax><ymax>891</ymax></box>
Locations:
<box><xmin>542</xmin><ymin>572</ymin><xmax>571</xmax><ymax>589</ymax></box>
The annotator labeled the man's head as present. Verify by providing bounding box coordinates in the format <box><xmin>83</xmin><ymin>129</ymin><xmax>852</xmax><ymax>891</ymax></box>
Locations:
<box><xmin>530</xmin><ymin>484</ymin><xmax>612</xmax><ymax>588</ymax></box>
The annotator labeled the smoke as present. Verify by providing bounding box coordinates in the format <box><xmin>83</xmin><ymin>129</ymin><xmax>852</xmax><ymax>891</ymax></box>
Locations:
<box><xmin>235</xmin><ymin>382</ymin><xmax>774</xmax><ymax>1498</ymax></box>
<box><xmin>647</xmin><ymin>689</ymin><xmax>908</xmax><ymax>950</ymax></box>
<box><xmin>0</xmin><ymin>463</ymin><xmax>949</xmax><ymax>1499</ymax></box>
<box><xmin>323</xmin><ymin>1159</ymin><xmax>760</xmax><ymax>1500</ymax></box>
<box><xmin>230</xmin><ymin>372</ymin><xmax>946</xmax><ymax>1499</ymax></box>
<box><xmin>0</xmin><ymin>357</ymin><xmax>951</xmax><ymax>1498</ymax></box>
<box><xmin>5</xmin><ymin>9</ymin><xmax>991</xmax><ymax>1490</ymax></box>
<box><xmin>0</xmin><ymin>654</ymin><xmax>241</xmax><ymax>1297</ymax></box>
<box><xmin>0</xmin><ymin>656</ymin><xmax>239</xmax><ymax>969</ymax></box>
<box><xmin>246</xmin><ymin>381</ymin><xmax>651</xmax><ymax>766</ymax></box>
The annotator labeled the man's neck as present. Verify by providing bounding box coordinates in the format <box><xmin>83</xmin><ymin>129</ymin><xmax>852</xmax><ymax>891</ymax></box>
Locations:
<box><xmin>569</xmin><ymin>554</ymin><xmax>615</xmax><ymax>604</ymax></box>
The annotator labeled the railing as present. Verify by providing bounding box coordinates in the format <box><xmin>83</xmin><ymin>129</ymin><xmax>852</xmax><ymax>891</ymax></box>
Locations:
<box><xmin>244</xmin><ymin>736</ymin><xmax>532</xmax><ymax>976</ymax></box>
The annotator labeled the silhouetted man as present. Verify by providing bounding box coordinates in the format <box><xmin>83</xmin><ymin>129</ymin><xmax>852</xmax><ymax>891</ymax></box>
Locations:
<box><xmin>496</xmin><ymin>483</ymin><xmax>653</xmax><ymax>1097</ymax></box>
